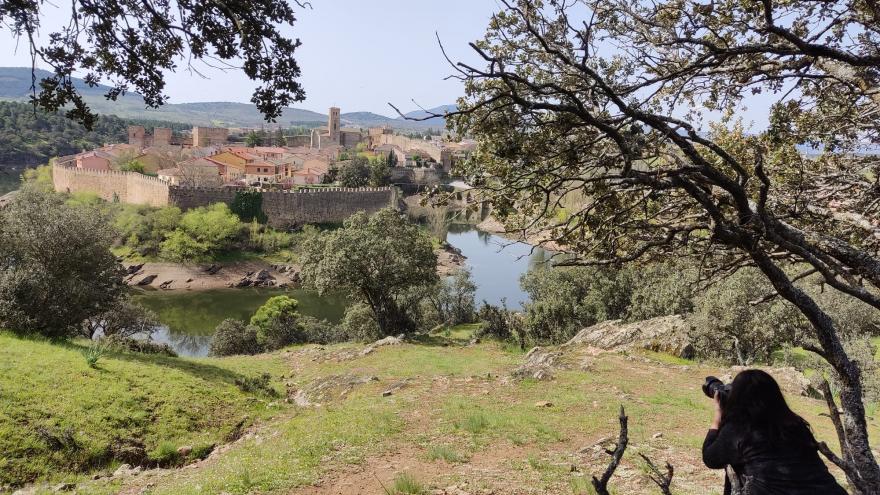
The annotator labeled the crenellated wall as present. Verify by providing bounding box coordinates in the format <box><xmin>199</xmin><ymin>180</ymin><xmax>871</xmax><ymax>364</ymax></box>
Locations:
<box><xmin>53</xmin><ymin>164</ymin><xmax>397</xmax><ymax>226</ymax></box>
<box><xmin>52</xmin><ymin>164</ymin><xmax>169</xmax><ymax>207</ymax></box>
<box><xmin>169</xmin><ymin>186</ymin><xmax>397</xmax><ymax>228</ymax></box>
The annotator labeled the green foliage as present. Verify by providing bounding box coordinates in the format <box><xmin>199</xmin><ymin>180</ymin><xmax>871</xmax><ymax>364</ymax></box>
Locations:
<box><xmin>83</xmin><ymin>298</ymin><xmax>160</xmax><ymax>339</ymax></box>
<box><xmin>424</xmin><ymin>269</ymin><xmax>477</xmax><ymax>327</ymax></box>
<box><xmin>301</xmin><ymin>209</ymin><xmax>439</xmax><ymax>335</ymax></box>
<box><xmin>426</xmin><ymin>444</ymin><xmax>468</xmax><ymax>463</ymax></box>
<box><xmin>118</xmin><ymin>160</ymin><xmax>145</xmax><ymax>174</ymax></box>
<box><xmin>245</xmin><ymin>131</ymin><xmax>265</xmax><ymax>147</ymax></box>
<box><xmin>233</xmin><ymin>373</ymin><xmax>279</xmax><ymax>397</ymax></box>
<box><xmin>230</xmin><ymin>190</ymin><xmax>268</xmax><ymax>224</ymax></box>
<box><xmin>21</xmin><ymin>164</ymin><xmax>53</xmax><ymax>191</ymax></box>
<box><xmin>210</xmin><ymin>319</ymin><xmax>262</xmax><ymax>357</ymax></box>
<box><xmin>337</xmin><ymin>156</ymin><xmax>370</xmax><ymax>187</ymax></box>
<box><xmin>340</xmin><ymin>303</ymin><xmax>382</xmax><ymax>342</ymax></box>
<box><xmin>82</xmin><ymin>340</ymin><xmax>107</xmax><ymax>368</ymax></box>
<box><xmin>150</xmin><ymin>441</ymin><xmax>182</xmax><ymax>467</ymax></box>
<box><xmin>690</xmin><ymin>268</ymin><xmax>808</xmax><ymax>365</ymax></box>
<box><xmin>0</xmin><ymin>187</ymin><xmax>123</xmax><ymax>338</ymax></box>
<box><xmin>103</xmin><ymin>335</ymin><xmax>177</xmax><ymax>357</ymax></box>
<box><xmin>369</xmin><ymin>159</ymin><xmax>391</xmax><ymax>187</ymax></box>
<box><xmin>115</xmin><ymin>204</ymin><xmax>182</xmax><ymax>257</ymax></box>
<box><xmin>160</xmin><ymin>204</ymin><xmax>243</xmax><ymax>261</ymax></box>
<box><xmin>249</xmin><ymin>295</ymin><xmax>302</xmax><ymax>349</ymax></box>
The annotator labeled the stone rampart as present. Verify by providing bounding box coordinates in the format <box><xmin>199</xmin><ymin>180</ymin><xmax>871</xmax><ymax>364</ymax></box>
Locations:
<box><xmin>169</xmin><ymin>186</ymin><xmax>397</xmax><ymax>227</ymax></box>
<box><xmin>53</xmin><ymin>164</ymin><xmax>396</xmax><ymax>225</ymax></box>
<box><xmin>52</xmin><ymin>164</ymin><xmax>169</xmax><ymax>207</ymax></box>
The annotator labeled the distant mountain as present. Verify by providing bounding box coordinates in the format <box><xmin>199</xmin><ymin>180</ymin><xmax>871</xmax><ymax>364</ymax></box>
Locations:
<box><xmin>397</xmin><ymin>104</ymin><xmax>458</xmax><ymax>127</ymax></box>
<box><xmin>0</xmin><ymin>67</ymin><xmax>452</xmax><ymax>130</ymax></box>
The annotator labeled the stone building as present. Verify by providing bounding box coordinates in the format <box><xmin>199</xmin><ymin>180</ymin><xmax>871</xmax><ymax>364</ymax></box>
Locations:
<box><xmin>310</xmin><ymin>107</ymin><xmax>365</xmax><ymax>149</ymax></box>
<box><xmin>127</xmin><ymin>126</ymin><xmax>174</xmax><ymax>147</ymax></box>
<box><xmin>192</xmin><ymin>127</ymin><xmax>229</xmax><ymax>147</ymax></box>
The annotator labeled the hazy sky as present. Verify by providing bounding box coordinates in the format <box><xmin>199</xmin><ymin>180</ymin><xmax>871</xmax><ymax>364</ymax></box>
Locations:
<box><xmin>0</xmin><ymin>1</ymin><xmax>501</xmax><ymax>116</ymax></box>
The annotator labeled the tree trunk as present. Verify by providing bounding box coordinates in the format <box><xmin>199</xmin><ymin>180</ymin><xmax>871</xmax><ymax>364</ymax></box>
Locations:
<box><xmin>751</xmin><ymin>250</ymin><xmax>880</xmax><ymax>494</ymax></box>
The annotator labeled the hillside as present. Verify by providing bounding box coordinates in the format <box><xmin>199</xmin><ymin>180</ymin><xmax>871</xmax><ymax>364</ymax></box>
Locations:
<box><xmin>0</xmin><ymin>67</ymin><xmax>450</xmax><ymax>130</ymax></box>
<box><xmin>4</xmin><ymin>325</ymin><xmax>856</xmax><ymax>495</ymax></box>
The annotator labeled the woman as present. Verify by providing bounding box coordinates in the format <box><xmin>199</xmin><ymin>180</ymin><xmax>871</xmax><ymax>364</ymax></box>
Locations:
<box><xmin>702</xmin><ymin>369</ymin><xmax>847</xmax><ymax>495</ymax></box>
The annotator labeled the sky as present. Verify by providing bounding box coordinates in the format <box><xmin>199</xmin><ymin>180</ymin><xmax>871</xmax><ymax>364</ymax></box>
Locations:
<box><xmin>0</xmin><ymin>0</ymin><xmax>502</xmax><ymax>116</ymax></box>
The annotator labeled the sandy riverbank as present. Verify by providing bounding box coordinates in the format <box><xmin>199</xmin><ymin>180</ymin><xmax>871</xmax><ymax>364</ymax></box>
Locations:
<box><xmin>124</xmin><ymin>261</ymin><xmax>300</xmax><ymax>291</ymax></box>
<box><xmin>125</xmin><ymin>247</ymin><xmax>466</xmax><ymax>291</ymax></box>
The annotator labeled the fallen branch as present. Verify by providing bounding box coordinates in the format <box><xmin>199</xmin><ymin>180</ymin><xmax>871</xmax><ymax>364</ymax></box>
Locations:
<box><xmin>592</xmin><ymin>405</ymin><xmax>628</xmax><ymax>495</ymax></box>
<box><xmin>639</xmin><ymin>452</ymin><xmax>675</xmax><ymax>495</ymax></box>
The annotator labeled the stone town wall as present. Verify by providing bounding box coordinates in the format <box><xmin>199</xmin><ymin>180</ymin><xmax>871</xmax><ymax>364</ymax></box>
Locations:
<box><xmin>170</xmin><ymin>187</ymin><xmax>398</xmax><ymax>228</ymax></box>
<box><xmin>52</xmin><ymin>164</ymin><xmax>169</xmax><ymax>207</ymax></box>
<box><xmin>52</xmin><ymin>164</ymin><xmax>396</xmax><ymax>226</ymax></box>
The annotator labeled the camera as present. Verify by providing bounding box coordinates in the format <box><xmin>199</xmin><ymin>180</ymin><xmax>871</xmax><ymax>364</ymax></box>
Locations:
<box><xmin>702</xmin><ymin>376</ymin><xmax>731</xmax><ymax>404</ymax></box>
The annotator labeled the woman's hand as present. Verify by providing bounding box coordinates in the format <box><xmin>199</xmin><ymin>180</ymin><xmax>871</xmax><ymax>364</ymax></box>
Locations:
<box><xmin>710</xmin><ymin>391</ymin><xmax>722</xmax><ymax>430</ymax></box>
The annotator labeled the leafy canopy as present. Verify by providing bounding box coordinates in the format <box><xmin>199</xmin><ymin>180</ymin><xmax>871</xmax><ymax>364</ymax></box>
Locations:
<box><xmin>1</xmin><ymin>0</ymin><xmax>307</xmax><ymax>128</ymax></box>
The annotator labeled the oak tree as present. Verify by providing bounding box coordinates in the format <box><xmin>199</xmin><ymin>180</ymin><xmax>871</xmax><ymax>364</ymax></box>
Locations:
<box><xmin>433</xmin><ymin>1</ymin><xmax>880</xmax><ymax>491</ymax></box>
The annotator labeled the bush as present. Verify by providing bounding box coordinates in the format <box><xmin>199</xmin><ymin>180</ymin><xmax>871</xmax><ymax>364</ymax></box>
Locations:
<box><xmin>624</xmin><ymin>261</ymin><xmax>696</xmax><ymax>322</ymax></box>
<box><xmin>82</xmin><ymin>298</ymin><xmax>159</xmax><ymax>339</ymax></box>
<box><xmin>299</xmin><ymin>316</ymin><xmax>344</xmax><ymax>344</ymax></box>
<box><xmin>103</xmin><ymin>335</ymin><xmax>177</xmax><ymax>357</ymax></box>
<box><xmin>0</xmin><ymin>188</ymin><xmax>123</xmax><ymax>338</ymax></box>
<box><xmin>425</xmin><ymin>269</ymin><xmax>477</xmax><ymax>327</ymax></box>
<box><xmin>690</xmin><ymin>268</ymin><xmax>807</xmax><ymax>365</ymax></box>
<box><xmin>233</xmin><ymin>373</ymin><xmax>278</xmax><ymax>397</ymax></box>
<box><xmin>160</xmin><ymin>203</ymin><xmax>242</xmax><ymax>261</ymax></box>
<box><xmin>210</xmin><ymin>319</ymin><xmax>262</xmax><ymax>356</ymax></box>
<box><xmin>249</xmin><ymin>296</ymin><xmax>303</xmax><ymax>349</ymax></box>
<box><xmin>230</xmin><ymin>190</ymin><xmax>267</xmax><ymax>223</ymax></box>
<box><xmin>340</xmin><ymin>303</ymin><xmax>382</xmax><ymax>342</ymax></box>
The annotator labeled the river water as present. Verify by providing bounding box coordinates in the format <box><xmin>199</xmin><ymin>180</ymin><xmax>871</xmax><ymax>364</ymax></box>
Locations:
<box><xmin>136</xmin><ymin>224</ymin><xmax>555</xmax><ymax>357</ymax></box>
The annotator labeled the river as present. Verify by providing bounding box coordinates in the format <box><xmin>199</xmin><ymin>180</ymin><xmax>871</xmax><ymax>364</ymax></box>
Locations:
<box><xmin>136</xmin><ymin>224</ymin><xmax>554</xmax><ymax>357</ymax></box>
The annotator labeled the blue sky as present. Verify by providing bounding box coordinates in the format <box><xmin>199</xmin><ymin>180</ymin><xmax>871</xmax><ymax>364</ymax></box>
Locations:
<box><xmin>0</xmin><ymin>0</ymin><xmax>501</xmax><ymax>116</ymax></box>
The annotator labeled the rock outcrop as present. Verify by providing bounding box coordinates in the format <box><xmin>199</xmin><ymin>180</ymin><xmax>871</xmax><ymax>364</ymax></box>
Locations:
<box><xmin>565</xmin><ymin>315</ymin><xmax>695</xmax><ymax>359</ymax></box>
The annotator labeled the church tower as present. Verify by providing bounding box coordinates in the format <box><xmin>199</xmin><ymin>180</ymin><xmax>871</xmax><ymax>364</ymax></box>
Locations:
<box><xmin>328</xmin><ymin>107</ymin><xmax>341</xmax><ymax>143</ymax></box>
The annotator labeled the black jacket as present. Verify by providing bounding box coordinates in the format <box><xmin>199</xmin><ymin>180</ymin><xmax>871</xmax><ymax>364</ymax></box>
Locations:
<box><xmin>702</xmin><ymin>423</ymin><xmax>847</xmax><ymax>495</ymax></box>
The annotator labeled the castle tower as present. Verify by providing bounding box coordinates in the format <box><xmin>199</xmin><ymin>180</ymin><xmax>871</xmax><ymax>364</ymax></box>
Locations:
<box><xmin>128</xmin><ymin>126</ymin><xmax>146</xmax><ymax>147</ymax></box>
<box><xmin>328</xmin><ymin>107</ymin><xmax>341</xmax><ymax>143</ymax></box>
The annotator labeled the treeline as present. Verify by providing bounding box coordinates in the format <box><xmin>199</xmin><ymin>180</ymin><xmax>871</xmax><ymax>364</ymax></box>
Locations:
<box><xmin>0</xmin><ymin>101</ymin><xmax>186</xmax><ymax>164</ymax></box>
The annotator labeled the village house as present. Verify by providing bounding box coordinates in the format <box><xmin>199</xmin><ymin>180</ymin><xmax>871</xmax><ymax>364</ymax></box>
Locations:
<box><xmin>157</xmin><ymin>158</ymin><xmax>223</xmax><ymax>187</ymax></box>
<box><xmin>73</xmin><ymin>150</ymin><xmax>113</xmax><ymax>171</ymax></box>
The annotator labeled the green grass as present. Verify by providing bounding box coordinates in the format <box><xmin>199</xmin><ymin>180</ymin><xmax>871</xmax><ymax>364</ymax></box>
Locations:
<box><xmin>0</xmin><ymin>331</ymin><xmax>286</xmax><ymax>487</ymax></box>
<box><xmin>426</xmin><ymin>444</ymin><xmax>468</xmax><ymax>463</ymax></box>
<box><xmin>389</xmin><ymin>472</ymin><xmax>426</xmax><ymax>494</ymax></box>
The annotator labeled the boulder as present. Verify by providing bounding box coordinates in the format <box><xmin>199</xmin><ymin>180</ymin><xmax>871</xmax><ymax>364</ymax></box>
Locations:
<box><xmin>511</xmin><ymin>346</ymin><xmax>561</xmax><ymax>381</ymax></box>
<box><xmin>125</xmin><ymin>263</ymin><xmax>144</xmax><ymax>275</ymax></box>
<box><xmin>176</xmin><ymin>445</ymin><xmax>193</xmax><ymax>457</ymax></box>
<box><xmin>135</xmin><ymin>274</ymin><xmax>157</xmax><ymax>286</ymax></box>
<box><xmin>565</xmin><ymin>315</ymin><xmax>695</xmax><ymax>359</ymax></box>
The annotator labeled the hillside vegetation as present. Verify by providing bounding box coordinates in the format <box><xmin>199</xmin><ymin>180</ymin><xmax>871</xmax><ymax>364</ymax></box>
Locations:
<box><xmin>0</xmin><ymin>101</ymin><xmax>187</xmax><ymax>164</ymax></box>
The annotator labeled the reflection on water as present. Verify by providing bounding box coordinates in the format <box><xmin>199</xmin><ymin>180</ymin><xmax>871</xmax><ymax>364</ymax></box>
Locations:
<box><xmin>134</xmin><ymin>288</ymin><xmax>348</xmax><ymax>357</ymax></box>
<box><xmin>444</xmin><ymin>224</ymin><xmax>555</xmax><ymax>310</ymax></box>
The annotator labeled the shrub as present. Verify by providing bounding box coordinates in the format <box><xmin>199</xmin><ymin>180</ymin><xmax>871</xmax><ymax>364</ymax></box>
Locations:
<box><xmin>299</xmin><ymin>316</ymin><xmax>344</xmax><ymax>344</ymax></box>
<box><xmin>82</xmin><ymin>298</ymin><xmax>159</xmax><ymax>339</ymax></box>
<box><xmin>425</xmin><ymin>269</ymin><xmax>477</xmax><ymax>327</ymax></box>
<box><xmin>210</xmin><ymin>319</ymin><xmax>262</xmax><ymax>356</ymax></box>
<box><xmin>690</xmin><ymin>268</ymin><xmax>808</xmax><ymax>365</ymax></box>
<box><xmin>160</xmin><ymin>203</ymin><xmax>242</xmax><ymax>261</ymax></box>
<box><xmin>249</xmin><ymin>296</ymin><xmax>303</xmax><ymax>349</ymax></box>
<box><xmin>230</xmin><ymin>190</ymin><xmax>267</xmax><ymax>223</ymax></box>
<box><xmin>389</xmin><ymin>473</ymin><xmax>425</xmax><ymax>495</ymax></box>
<box><xmin>149</xmin><ymin>441</ymin><xmax>181</xmax><ymax>467</ymax></box>
<box><xmin>82</xmin><ymin>341</ymin><xmax>107</xmax><ymax>368</ymax></box>
<box><xmin>340</xmin><ymin>303</ymin><xmax>382</xmax><ymax>342</ymax></box>
<box><xmin>103</xmin><ymin>335</ymin><xmax>177</xmax><ymax>357</ymax></box>
<box><xmin>624</xmin><ymin>261</ymin><xmax>697</xmax><ymax>322</ymax></box>
<box><xmin>234</xmin><ymin>373</ymin><xmax>278</xmax><ymax>397</ymax></box>
<box><xmin>0</xmin><ymin>188</ymin><xmax>123</xmax><ymax>338</ymax></box>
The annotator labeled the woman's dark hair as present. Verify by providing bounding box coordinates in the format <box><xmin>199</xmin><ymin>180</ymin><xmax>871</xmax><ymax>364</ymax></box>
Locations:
<box><xmin>722</xmin><ymin>369</ymin><xmax>814</xmax><ymax>444</ymax></box>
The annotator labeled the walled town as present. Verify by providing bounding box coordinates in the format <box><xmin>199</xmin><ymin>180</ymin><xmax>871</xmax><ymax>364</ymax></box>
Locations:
<box><xmin>53</xmin><ymin>108</ymin><xmax>475</xmax><ymax>220</ymax></box>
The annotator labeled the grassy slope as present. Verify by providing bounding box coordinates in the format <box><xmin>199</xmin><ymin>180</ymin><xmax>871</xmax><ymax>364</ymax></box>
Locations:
<box><xmin>5</xmin><ymin>326</ymin><xmax>878</xmax><ymax>494</ymax></box>
<box><xmin>0</xmin><ymin>332</ymin><xmax>286</xmax><ymax>488</ymax></box>
<box><xmin>70</xmin><ymin>327</ymin><xmax>877</xmax><ymax>495</ymax></box>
